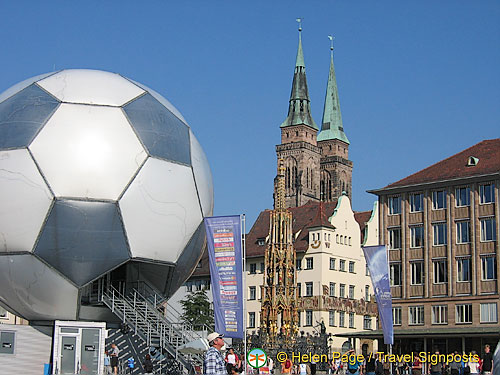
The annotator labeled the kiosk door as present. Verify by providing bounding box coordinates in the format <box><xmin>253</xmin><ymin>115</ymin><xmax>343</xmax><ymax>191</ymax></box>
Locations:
<box><xmin>60</xmin><ymin>336</ymin><xmax>78</xmax><ymax>374</ymax></box>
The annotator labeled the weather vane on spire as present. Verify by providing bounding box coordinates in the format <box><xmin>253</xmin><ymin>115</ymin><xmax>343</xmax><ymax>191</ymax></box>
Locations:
<box><xmin>328</xmin><ymin>35</ymin><xmax>335</xmax><ymax>51</ymax></box>
<box><xmin>296</xmin><ymin>18</ymin><xmax>303</xmax><ymax>32</ymax></box>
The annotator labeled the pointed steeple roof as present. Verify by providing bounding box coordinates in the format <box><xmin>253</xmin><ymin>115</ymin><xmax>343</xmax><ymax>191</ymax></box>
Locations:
<box><xmin>317</xmin><ymin>41</ymin><xmax>349</xmax><ymax>144</ymax></box>
<box><xmin>280</xmin><ymin>28</ymin><xmax>318</xmax><ymax>130</ymax></box>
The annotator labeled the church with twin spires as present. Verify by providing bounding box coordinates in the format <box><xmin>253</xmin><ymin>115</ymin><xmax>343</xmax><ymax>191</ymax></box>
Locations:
<box><xmin>276</xmin><ymin>26</ymin><xmax>353</xmax><ymax>208</ymax></box>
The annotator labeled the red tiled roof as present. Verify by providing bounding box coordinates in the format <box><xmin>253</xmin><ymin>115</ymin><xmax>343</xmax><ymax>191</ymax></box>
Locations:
<box><xmin>378</xmin><ymin>139</ymin><xmax>500</xmax><ymax>190</ymax></box>
<box><xmin>354</xmin><ymin>210</ymin><xmax>372</xmax><ymax>244</ymax></box>
<box><xmin>246</xmin><ymin>200</ymin><xmax>339</xmax><ymax>258</ymax></box>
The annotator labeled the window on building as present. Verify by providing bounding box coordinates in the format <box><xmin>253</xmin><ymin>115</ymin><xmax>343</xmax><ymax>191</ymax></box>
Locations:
<box><xmin>365</xmin><ymin>285</ymin><xmax>370</xmax><ymax>301</ymax></box>
<box><xmin>390</xmin><ymin>263</ymin><xmax>402</xmax><ymax>286</ymax></box>
<box><xmin>457</xmin><ymin>258</ymin><xmax>472</xmax><ymax>282</ymax></box>
<box><xmin>363</xmin><ymin>315</ymin><xmax>372</xmax><ymax>330</ymax></box>
<box><xmin>248</xmin><ymin>312</ymin><xmax>256</xmax><ymax>328</ymax></box>
<box><xmin>340</xmin><ymin>260</ymin><xmax>346</xmax><ymax>272</ymax></box>
<box><xmin>340</xmin><ymin>284</ymin><xmax>346</xmax><ymax>298</ymax></box>
<box><xmin>336</xmin><ymin>234</ymin><xmax>339</xmax><ymax>243</ymax></box>
<box><xmin>329</xmin><ymin>310</ymin><xmax>335</xmax><ymax>326</ymax></box>
<box><xmin>482</xmin><ymin>257</ymin><xmax>497</xmax><ymax>280</ymax></box>
<box><xmin>411</xmin><ymin>262</ymin><xmax>424</xmax><ymax>285</ymax></box>
<box><xmin>432</xmin><ymin>190</ymin><xmax>447</xmax><ymax>210</ymax></box>
<box><xmin>366</xmin><ymin>264</ymin><xmax>370</xmax><ymax>276</ymax></box>
<box><xmin>349</xmin><ymin>312</ymin><xmax>355</xmax><ymax>328</ymax></box>
<box><xmin>349</xmin><ymin>285</ymin><xmax>355</xmax><ymax>299</ymax></box>
<box><xmin>410</xmin><ymin>193</ymin><xmax>424</xmax><ymax>212</ymax></box>
<box><xmin>456</xmin><ymin>304</ymin><xmax>472</xmax><ymax>324</ymax></box>
<box><xmin>260</xmin><ymin>262</ymin><xmax>265</xmax><ymax>273</ymax></box>
<box><xmin>410</xmin><ymin>226</ymin><xmax>425</xmax><ymax>248</ymax></box>
<box><xmin>433</xmin><ymin>223</ymin><xmax>447</xmax><ymax>245</ymax></box>
<box><xmin>305</xmin><ymin>257</ymin><xmax>314</xmax><ymax>270</ymax></box>
<box><xmin>297</xmin><ymin>311</ymin><xmax>301</xmax><ymax>327</ymax></box>
<box><xmin>329</xmin><ymin>282</ymin><xmax>336</xmax><ymax>297</ymax></box>
<box><xmin>456</xmin><ymin>221</ymin><xmax>470</xmax><ymax>244</ymax></box>
<box><xmin>330</xmin><ymin>258</ymin><xmax>336</xmax><ymax>270</ymax></box>
<box><xmin>339</xmin><ymin>311</ymin><xmax>345</xmax><ymax>327</ymax></box>
<box><xmin>0</xmin><ymin>306</ymin><xmax>8</xmax><ymax>319</ymax></box>
<box><xmin>305</xmin><ymin>310</ymin><xmax>313</xmax><ymax>326</ymax></box>
<box><xmin>388</xmin><ymin>228</ymin><xmax>402</xmax><ymax>250</ymax></box>
<box><xmin>257</xmin><ymin>238</ymin><xmax>266</xmax><ymax>246</ymax></box>
<box><xmin>305</xmin><ymin>282</ymin><xmax>313</xmax><ymax>297</ymax></box>
<box><xmin>250</xmin><ymin>263</ymin><xmax>257</xmax><ymax>274</ymax></box>
<box><xmin>480</xmin><ymin>218</ymin><xmax>497</xmax><ymax>242</ymax></box>
<box><xmin>297</xmin><ymin>283</ymin><xmax>301</xmax><ymax>297</ymax></box>
<box><xmin>480</xmin><ymin>183</ymin><xmax>495</xmax><ymax>204</ymax></box>
<box><xmin>388</xmin><ymin>196</ymin><xmax>401</xmax><ymax>215</ymax></box>
<box><xmin>455</xmin><ymin>187</ymin><xmax>471</xmax><ymax>207</ymax></box>
<box><xmin>392</xmin><ymin>307</ymin><xmax>402</xmax><ymax>326</ymax></box>
<box><xmin>249</xmin><ymin>286</ymin><xmax>256</xmax><ymax>300</ymax></box>
<box><xmin>195</xmin><ymin>281</ymin><xmax>202</xmax><ymax>291</ymax></box>
<box><xmin>296</xmin><ymin>258</ymin><xmax>302</xmax><ymax>270</ymax></box>
<box><xmin>196</xmin><ymin>261</ymin><xmax>202</xmax><ymax>269</ymax></box>
<box><xmin>433</xmin><ymin>259</ymin><xmax>448</xmax><ymax>284</ymax></box>
<box><xmin>349</xmin><ymin>261</ymin><xmax>355</xmax><ymax>273</ymax></box>
<box><xmin>409</xmin><ymin>306</ymin><xmax>424</xmax><ymax>325</ymax></box>
<box><xmin>480</xmin><ymin>303</ymin><xmax>498</xmax><ymax>323</ymax></box>
<box><xmin>432</xmin><ymin>305</ymin><xmax>448</xmax><ymax>325</ymax></box>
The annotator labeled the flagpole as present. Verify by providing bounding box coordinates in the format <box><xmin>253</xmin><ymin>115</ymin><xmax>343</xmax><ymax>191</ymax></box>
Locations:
<box><xmin>242</xmin><ymin>214</ymin><xmax>248</xmax><ymax>369</ymax></box>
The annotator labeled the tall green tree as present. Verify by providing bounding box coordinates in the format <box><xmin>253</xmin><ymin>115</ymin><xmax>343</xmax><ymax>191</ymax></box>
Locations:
<box><xmin>180</xmin><ymin>289</ymin><xmax>214</xmax><ymax>330</ymax></box>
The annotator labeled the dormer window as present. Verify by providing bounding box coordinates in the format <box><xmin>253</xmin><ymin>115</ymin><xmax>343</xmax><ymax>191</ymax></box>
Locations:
<box><xmin>257</xmin><ymin>238</ymin><xmax>265</xmax><ymax>246</ymax></box>
<box><xmin>467</xmin><ymin>156</ymin><xmax>479</xmax><ymax>166</ymax></box>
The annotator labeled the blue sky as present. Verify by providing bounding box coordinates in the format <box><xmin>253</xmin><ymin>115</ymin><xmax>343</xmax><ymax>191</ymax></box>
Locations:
<box><xmin>1</xmin><ymin>1</ymin><xmax>499</xmax><ymax>228</ymax></box>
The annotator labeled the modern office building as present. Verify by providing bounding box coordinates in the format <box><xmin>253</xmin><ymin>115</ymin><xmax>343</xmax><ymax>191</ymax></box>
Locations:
<box><xmin>367</xmin><ymin>139</ymin><xmax>500</xmax><ymax>354</ymax></box>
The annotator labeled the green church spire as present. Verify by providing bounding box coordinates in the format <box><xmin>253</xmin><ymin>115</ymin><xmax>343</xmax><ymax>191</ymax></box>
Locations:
<box><xmin>317</xmin><ymin>37</ymin><xmax>349</xmax><ymax>144</ymax></box>
<box><xmin>280</xmin><ymin>22</ymin><xmax>318</xmax><ymax>130</ymax></box>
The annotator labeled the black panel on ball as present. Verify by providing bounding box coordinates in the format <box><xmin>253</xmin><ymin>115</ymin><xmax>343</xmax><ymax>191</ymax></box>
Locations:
<box><xmin>34</xmin><ymin>199</ymin><xmax>130</xmax><ymax>287</ymax></box>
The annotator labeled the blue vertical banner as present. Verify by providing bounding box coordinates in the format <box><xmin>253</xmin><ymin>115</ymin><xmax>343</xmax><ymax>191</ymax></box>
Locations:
<box><xmin>205</xmin><ymin>215</ymin><xmax>244</xmax><ymax>339</ymax></box>
<box><xmin>362</xmin><ymin>245</ymin><xmax>393</xmax><ymax>345</ymax></box>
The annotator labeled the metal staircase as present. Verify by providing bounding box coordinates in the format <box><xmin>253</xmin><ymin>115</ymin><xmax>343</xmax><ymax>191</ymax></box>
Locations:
<box><xmin>98</xmin><ymin>282</ymin><xmax>209</xmax><ymax>374</ymax></box>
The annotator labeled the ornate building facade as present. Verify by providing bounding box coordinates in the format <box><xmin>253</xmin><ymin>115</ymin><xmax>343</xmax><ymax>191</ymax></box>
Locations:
<box><xmin>277</xmin><ymin>28</ymin><xmax>352</xmax><ymax>208</ymax></box>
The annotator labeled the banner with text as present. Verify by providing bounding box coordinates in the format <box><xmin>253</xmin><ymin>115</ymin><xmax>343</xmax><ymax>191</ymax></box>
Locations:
<box><xmin>205</xmin><ymin>215</ymin><xmax>244</xmax><ymax>339</ymax></box>
<box><xmin>362</xmin><ymin>245</ymin><xmax>393</xmax><ymax>345</ymax></box>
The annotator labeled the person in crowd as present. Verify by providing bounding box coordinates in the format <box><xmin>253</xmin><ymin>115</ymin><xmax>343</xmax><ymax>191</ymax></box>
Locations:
<box><xmin>428</xmin><ymin>349</ymin><xmax>444</xmax><ymax>375</ymax></box>
<box><xmin>468</xmin><ymin>351</ymin><xmax>481</xmax><ymax>375</ymax></box>
<box><xmin>412</xmin><ymin>353</ymin><xmax>422</xmax><ymax>375</ymax></box>
<box><xmin>143</xmin><ymin>353</ymin><xmax>154</xmax><ymax>374</ymax></box>
<box><xmin>225</xmin><ymin>348</ymin><xmax>242</xmax><ymax>372</ymax></box>
<box><xmin>103</xmin><ymin>350</ymin><xmax>111</xmax><ymax>374</ymax></box>
<box><xmin>282</xmin><ymin>358</ymin><xmax>293</xmax><ymax>374</ymax></box>
<box><xmin>449</xmin><ymin>351</ymin><xmax>461</xmax><ymax>375</ymax></box>
<box><xmin>267</xmin><ymin>357</ymin><xmax>274</xmax><ymax>374</ymax></box>
<box><xmin>203</xmin><ymin>332</ymin><xmax>226</xmax><ymax>375</ymax></box>
<box><xmin>347</xmin><ymin>349</ymin><xmax>362</xmax><ymax>375</ymax></box>
<box><xmin>482</xmin><ymin>345</ymin><xmax>493</xmax><ymax>375</ymax></box>
<box><xmin>364</xmin><ymin>354</ymin><xmax>377</xmax><ymax>375</ymax></box>
<box><xmin>109</xmin><ymin>343</ymin><xmax>120</xmax><ymax>375</ymax></box>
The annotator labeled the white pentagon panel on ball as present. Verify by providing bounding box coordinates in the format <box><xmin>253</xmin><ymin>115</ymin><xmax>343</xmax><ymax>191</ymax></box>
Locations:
<box><xmin>120</xmin><ymin>158</ymin><xmax>203</xmax><ymax>263</ymax></box>
<box><xmin>0</xmin><ymin>72</ymin><xmax>56</xmax><ymax>104</ymax></box>
<box><xmin>190</xmin><ymin>130</ymin><xmax>214</xmax><ymax>217</ymax></box>
<box><xmin>30</xmin><ymin>103</ymin><xmax>147</xmax><ymax>200</ymax></box>
<box><xmin>127</xmin><ymin>79</ymin><xmax>188</xmax><ymax>124</ymax></box>
<box><xmin>0</xmin><ymin>254</ymin><xmax>78</xmax><ymax>321</ymax></box>
<box><xmin>0</xmin><ymin>149</ymin><xmax>53</xmax><ymax>253</ymax></box>
<box><xmin>37</xmin><ymin>69</ymin><xmax>145</xmax><ymax>106</ymax></box>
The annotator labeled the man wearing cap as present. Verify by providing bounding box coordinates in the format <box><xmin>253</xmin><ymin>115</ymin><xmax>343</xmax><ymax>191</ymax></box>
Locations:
<box><xmin>204</xmin><ymin>332</ymin><xmax>227</xmax><ymax>375</ymax></box>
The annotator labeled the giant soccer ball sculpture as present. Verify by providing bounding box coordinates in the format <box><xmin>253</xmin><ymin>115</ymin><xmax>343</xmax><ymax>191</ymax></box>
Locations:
<box><xmin>0</xmin><ymin>70</ymin><xmax>213</xmax><ymax>322</ymax></box>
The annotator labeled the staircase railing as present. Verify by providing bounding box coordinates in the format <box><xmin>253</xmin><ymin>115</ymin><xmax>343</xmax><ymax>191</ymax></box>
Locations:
<box><xmin>99</xmin><ymin>283</ymin><xmax>204</xmax><ymax>374</ymax></box>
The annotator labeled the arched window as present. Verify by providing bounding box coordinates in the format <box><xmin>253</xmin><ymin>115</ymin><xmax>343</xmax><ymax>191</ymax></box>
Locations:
<box><xmin>336</xmin><ymin>234</ymin><xmax>339</xmax><ymax>243</ymax></box>
<box><xmin>340</xmin><ymin>235</ymin><xmax>343</xmax><ymax>244</ymax></box>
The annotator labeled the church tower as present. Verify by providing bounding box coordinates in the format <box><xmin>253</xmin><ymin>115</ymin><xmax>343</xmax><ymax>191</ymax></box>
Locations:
<box><xmin>276</xmin><ymin>23</ymin><xmax>321</xmax><ymax>208</ymax></box>
<box><xmin>317</xmin><ymin>39</ymin><xmax>353</xmax><ymax>201</ymax></box>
